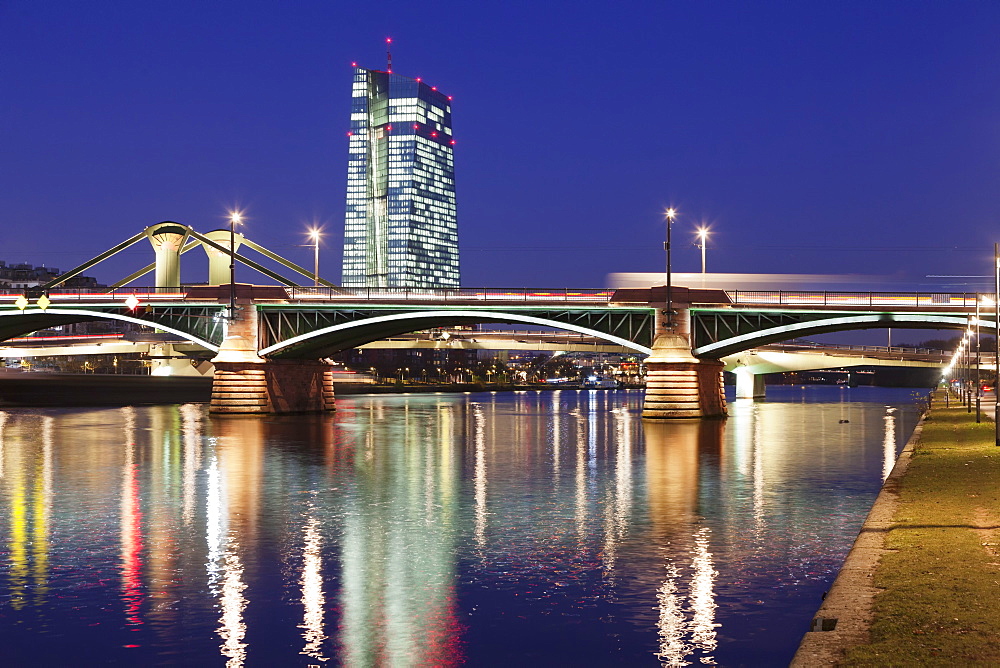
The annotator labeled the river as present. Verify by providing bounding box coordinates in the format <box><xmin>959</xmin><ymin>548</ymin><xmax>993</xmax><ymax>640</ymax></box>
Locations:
<box><xmin>0</xmin><ymin>385</ymin><xmax>925</xmax><ymax>666</ymax></box>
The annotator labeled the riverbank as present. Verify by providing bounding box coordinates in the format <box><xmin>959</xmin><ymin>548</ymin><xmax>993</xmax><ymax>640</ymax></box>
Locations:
<box><xmin>793</xmin><ymin>391</ymin><xmax>1000</xmax><ymax>666</ymax></box>
<box><xmin>0</xmin><ymin>372</ymin><xmax>636</xmax><ymax>407</ymax></box>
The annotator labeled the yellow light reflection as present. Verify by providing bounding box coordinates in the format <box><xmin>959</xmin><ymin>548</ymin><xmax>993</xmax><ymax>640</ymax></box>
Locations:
<box><xmin>182</xmin><ymin>403</ymin><xmax>202</xmax><ymax>524</ymax></box>
<box><xmin>9</xmin><ymin>428</ymin><xmax>26</xmax><ymax>610</ymax></box>
<box><xmin>33</xmin><ymin>417</ymin><xmax>53</xmax><ymax>605</ymax></box>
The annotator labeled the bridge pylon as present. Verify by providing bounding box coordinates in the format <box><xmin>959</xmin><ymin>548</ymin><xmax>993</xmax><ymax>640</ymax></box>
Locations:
<box><xmin>209</xmin><ymin>294</ymin><xmax>335</xmax><ymax>414</ymax></box>
<box><xmin>642</xmin><ymin>307</ymin><xmax>727</xmax><ymax>419</ymax></box>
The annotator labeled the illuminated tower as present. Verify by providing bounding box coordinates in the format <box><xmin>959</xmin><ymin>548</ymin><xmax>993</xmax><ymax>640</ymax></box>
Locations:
<box><xmin>342</xmin><ymin>60</ymin><xmax>460</xmax><ymax>288</ymax></box>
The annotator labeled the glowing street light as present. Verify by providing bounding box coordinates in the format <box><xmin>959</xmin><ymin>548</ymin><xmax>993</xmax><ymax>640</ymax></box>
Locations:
<box><xmin>306</xmin><ymin>227</ymin><xmax>322</xmax><ymax>287</ymax></box>
<box><xmin>695</xmin><ymin>225</ymin><xmax>710</xmax><ymax>274</ymax></box>
<box><xmin>664</xmin><ymin>208</ymin><xmax>677</xmax><ymax>331</ymax></box>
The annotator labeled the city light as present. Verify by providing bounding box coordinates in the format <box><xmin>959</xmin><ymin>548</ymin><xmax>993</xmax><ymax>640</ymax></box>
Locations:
<box><xmin>307</xmin><ymin>227</ymin><xmax>323</xmax><ymax>287</ymax></box>
<box><xmin>695</xmin><ymin>226</ymin><xmax>710</xmax><ymax>274</ymax></box>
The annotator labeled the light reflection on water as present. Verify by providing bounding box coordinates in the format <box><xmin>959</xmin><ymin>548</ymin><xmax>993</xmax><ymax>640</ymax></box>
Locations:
<box><xmin>0</xmin><ymin>386</ymin><xmax>923</xmax><ymax>666</ymax></box>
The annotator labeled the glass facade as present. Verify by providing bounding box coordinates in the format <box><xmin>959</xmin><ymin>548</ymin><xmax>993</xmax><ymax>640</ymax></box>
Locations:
<box><xmin>342</xmin><ymin>67</ymin><xmax>460</xmax><ymax>288</ymax></box>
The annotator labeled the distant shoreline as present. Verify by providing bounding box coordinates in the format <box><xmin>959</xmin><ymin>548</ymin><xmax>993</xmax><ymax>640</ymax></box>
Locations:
<box><xmin>0</xmin><ymin>372</ymin><xmax>638</xmax><ymax>407</ymax></box>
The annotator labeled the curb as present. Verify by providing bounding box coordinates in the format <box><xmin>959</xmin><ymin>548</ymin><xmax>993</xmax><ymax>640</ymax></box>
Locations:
<box><xmin>789</xmin><ymin>410</ymin><xmax>927</xmax><ymax>666</ymax></box>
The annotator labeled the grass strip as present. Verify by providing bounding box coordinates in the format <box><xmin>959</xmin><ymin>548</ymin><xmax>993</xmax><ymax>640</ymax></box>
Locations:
<box><xmin>843</xmin><ymin>394</ymin><xmax>1000</xmax><ymax>666</ymax></box>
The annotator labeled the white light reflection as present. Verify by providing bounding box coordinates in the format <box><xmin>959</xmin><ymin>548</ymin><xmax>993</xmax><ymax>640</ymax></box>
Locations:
<box><xmin>551</xmin><ymin>391</ymin><xmax>561</xmax><ymax>475</ymax></box>
<box><xmin>883</xmin><ymin>407</ymin><xmax>897</xmax><ymax>481</ymax></box>
<box><xmin>206</xmin><ymin>453</ymin><xmax>223</xmax><ymax>585</ymax></box>
<box><xmin>473</xmin><ymin>404</ymin><xmax>487</xmax><ymax>551</ymax></box>
<box><xmin>218</xmin><ymin>536</ymin><xmax>248</xmax><ymax>668</ymax></box>
<box><xmin>574</xmin><ymin>412</ymin><xmax>588</xmax><ymax>541</ymax></box>
<box><xmin>689</xmin><ymin>527</ymin><xmax>718</xmax><ymax>661</ymax></box>
<box><xmin>299</xmin><ymin>514</ymin><xmax>328</xmax><ymax>662</ymax></box>
<box><xmin>655</xmin><ymin>528</ymin><xmax>719</xmax><ymax>667</ymax></box>
<box><xmin>656</xmin><ymin>563</ymin><xmax>688</xmax><ymax>666</ymax></box>
<box><xmin>602</xmin><ymin>408</ymin><xmax>633</xmax><ymax>576</ymax></box>
<box><xmin>753</xmin><ymin>405</ymin><xmax>764</xmax><ymax>531</ymax></box>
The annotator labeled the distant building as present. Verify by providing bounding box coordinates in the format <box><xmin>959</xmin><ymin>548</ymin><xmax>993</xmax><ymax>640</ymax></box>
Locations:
<box><xmin>0</xmin><ymin>261</ymin><xmax>102</xmax><ymax>290</ymax></box>
<box><xmin>342</xmin><ymin>64</ymin><xmax>460</xmax><ymax>288</ymax></box>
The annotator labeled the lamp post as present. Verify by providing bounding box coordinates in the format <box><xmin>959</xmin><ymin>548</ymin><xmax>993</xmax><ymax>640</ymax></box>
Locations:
<box><xmin>228</xmin><ymin>210</ymin><xmax>242</xmax><ymax>318</ymax></box>
<box><xmin>664</xmin><ymin>208</ymin><xmax>677</xmax><ymax>330</ymax></box>
<box><xmin>695</xmin><ymin>226</ymin><xmax>710</xmax><ymax>274</ymax></box>
<box><xmin>995</xmin><ymin>243</ymin><xmax>999</xmax><ymax>445</ymax></box>
<box><xmin>976</xmin><ymin>301</ymin><xmax>982</xmax><ymax>422</ymax></box>
<box><xmin>307</xmin><ymin>228</ymin><xmax>322</xmax><ymax>287</ymax></box>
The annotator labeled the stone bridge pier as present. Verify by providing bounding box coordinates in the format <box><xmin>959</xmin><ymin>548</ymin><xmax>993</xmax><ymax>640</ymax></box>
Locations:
<box><xmin>642</xmin><ymin>306</ymin><xmax>727</xmax><ymax>419</ymax></box>
<box><xmin>209</xmin><ymin>289</ymin><xmax>335</xmax><ymax>414</ymax></box>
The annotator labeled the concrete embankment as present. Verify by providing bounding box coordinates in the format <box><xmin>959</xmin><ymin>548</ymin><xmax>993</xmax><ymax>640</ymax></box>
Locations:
<box><xmin>793</xmin><ymin>391</ymin><xmax>1000</xmax><ymax>666</ymax></box>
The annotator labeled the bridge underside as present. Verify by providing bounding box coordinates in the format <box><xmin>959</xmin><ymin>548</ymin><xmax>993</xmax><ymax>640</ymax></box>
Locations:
<box><xmin>0</xmin><ymin>306</ymin><xmax>226</xmax><ymax>351</ymax></box>
<box><xmin>257</xmin><ymin>306</ymin><xmax>655</xmax><ymax>358</ymax></box>
<box><xmin>692</xmin><ymin>309</ymin><xmax>977</xmax><ymax>358</ymax></box>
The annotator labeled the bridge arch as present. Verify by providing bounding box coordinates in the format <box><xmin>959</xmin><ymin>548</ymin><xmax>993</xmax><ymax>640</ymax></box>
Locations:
<box><xmin>259</xmin><ymin>309</ymin><xmax>654</xmax><ymax>358</ymax></box>
<box><xmin>693</xmin><ymin>312</ymin><xmax>971</xmax><ymax>358</ymax></box>
<box><xmin>0</xmin><ymin>308</ymin><xmax>221</xmax><ymax>352</ymax></box>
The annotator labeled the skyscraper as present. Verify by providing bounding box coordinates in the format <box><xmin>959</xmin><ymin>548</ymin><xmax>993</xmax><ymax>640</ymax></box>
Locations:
<box><xmin>342</xmin><ymin>64</ymin><xmax>460</xmax><ymax>288</ymax></box>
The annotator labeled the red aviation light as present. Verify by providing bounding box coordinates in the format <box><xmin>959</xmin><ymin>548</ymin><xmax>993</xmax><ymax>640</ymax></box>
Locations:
<box><xmin>448</xmin><ymin>96</ymin><xmax>453</xmax><ymax>101</ymax></box>
<box><xmin>347</xmin><ymin>131</ymin><xmax>353</xmax><ymax>137</ymax></box>
<box><xmin>413</xmin><ymin>124</ymin><xmax>419</xmax><ymax>130</ymax></box>
<box><xmin>351</xmin><ymin>62</ymin><xmax>357</xmax><ymax>67</ymax></box>
<box><xmin>450</xmin><ymin>140</ymin><xmax>456</xmax><ymax>145</ymax></box>
<box><xmin>431</xmin><ymin>131</ymin><xmax>438</xmax><ymax>138</ymax></box>
<box><xmin>416</xmin><ymin>77</ymin><xmax>422</xmax><ymax>82</ymax></box>
<box><xmin>431</xmin><ymin>86</ymin><xmax>437</xmax><ymax>91</ymax></box>
<box><xmin>386</xmin><ymin>125</ymin><xmax>392</xmax><ymax>131</ymax></box>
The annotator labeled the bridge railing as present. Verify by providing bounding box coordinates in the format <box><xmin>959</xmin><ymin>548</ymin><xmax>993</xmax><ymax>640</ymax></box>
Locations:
<box><xmin>726</xmin><ymin>291</ymin><xmax>993</xmax><ymax>308</ymax></box>
<box><xmin>0</xmin><ymin>286</ymin><xmax>621</xmax><ymax>305</ymax></box>
<box><xmin>0</xmin><ymin>287</ymin><xmax>189</xmax><ymax>303</ymax></box>
<box><xmin>284</xmin><ymin>287</ymin><xmax>617</xmax><ymax>303</ymax></box>
<box><xmin>763</xmin><ymin>341</ymin><xmax>950</xmax><ymax>357</ymax></box>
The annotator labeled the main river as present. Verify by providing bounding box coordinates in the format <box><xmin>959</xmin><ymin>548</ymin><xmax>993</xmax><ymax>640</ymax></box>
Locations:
<box><xmin>0</xmin><ymin>386</ymin><xmax>925</xmax><ymax>666</ymax></box>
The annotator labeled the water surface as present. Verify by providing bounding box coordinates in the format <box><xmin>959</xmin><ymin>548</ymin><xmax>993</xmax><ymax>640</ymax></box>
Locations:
<box><xmin>0</xmin><ymin>386</ymin><xmax>924</xmax><ymax>666</ymax></box>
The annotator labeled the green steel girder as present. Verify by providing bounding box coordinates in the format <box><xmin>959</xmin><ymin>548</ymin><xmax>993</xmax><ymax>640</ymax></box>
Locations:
<box><xmin>691</xmin><ymin>308</ymin><xmax>977</xmax><ymax>358</ymax></box>
<box><xmin>258</xmin><ymin>305</ymin><xmax>655</xmax><ymax>358</ymax></box>
<box><xmin>0</xmin><ymin>304</ymin><xmax>227</xmax><ymax>348</ymax></box>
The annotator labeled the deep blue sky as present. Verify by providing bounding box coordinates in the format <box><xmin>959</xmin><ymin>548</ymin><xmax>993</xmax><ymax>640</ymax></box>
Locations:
<box><xmin>3</xmin><ymin>1</ymin><xmax>1000</xmax><ymax>291</ymax></box>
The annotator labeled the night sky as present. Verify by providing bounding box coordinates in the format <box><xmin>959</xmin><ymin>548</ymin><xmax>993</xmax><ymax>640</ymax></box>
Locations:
<box><xmin>3</xmin><ymin>1</ymin><xmax>1000</xmax><ymax>291</ymax></box>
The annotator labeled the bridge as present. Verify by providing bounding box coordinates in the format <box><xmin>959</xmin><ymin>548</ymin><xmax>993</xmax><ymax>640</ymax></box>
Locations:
<box><xmin>1</xmin><ymin>223</ymin><xmax>988</xmax><ymax>417</ymax></box>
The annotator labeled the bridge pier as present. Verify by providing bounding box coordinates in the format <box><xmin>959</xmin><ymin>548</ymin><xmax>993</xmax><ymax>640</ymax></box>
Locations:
<box><xmin>209</xmin><ymin>300</ymin><xmax>335</xmax><ymax>414</ymax></box>
<box><xmin>734</xmin><ymin>367</ymin><xmax>766</xmax><ymax>399</ymax></box>
<box><xmin>642</xmin><ymin>333</ymin><xmax>727</xmax><ymax>419</ymax></box>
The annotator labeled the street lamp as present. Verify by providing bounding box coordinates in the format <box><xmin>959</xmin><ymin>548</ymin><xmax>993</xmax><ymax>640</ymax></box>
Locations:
<box><xmin>664</xmin><ymin>208</ymin><xmax>677</xmax><ymax>330</ymax></box>
<box><xmin>695</xmin><ymin>226</ymin><xmax>710</xmax><ymax>274</ymax></box>
<box><xmin>228</xmin><ymin>210</ymin><xmax>243</xmax><ymax>318</ymax></box>
<box><xmin>306</xmin><ymin>227</ymin><xmax>322</xmax><ymax>287</ymax></box>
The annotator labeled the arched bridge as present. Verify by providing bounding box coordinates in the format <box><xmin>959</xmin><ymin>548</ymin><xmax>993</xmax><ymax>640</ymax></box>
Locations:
<box><xmin>4</xmin><ymin>287</ymin><xmax>989</xmax><ymax>361</ymax></box>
